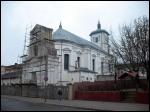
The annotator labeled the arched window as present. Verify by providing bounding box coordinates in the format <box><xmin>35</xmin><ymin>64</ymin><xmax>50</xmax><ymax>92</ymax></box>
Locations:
<box><xmin>64</xmin><ymin>54</ymin><xmax>69</xmax><ymax>70</ymax></box>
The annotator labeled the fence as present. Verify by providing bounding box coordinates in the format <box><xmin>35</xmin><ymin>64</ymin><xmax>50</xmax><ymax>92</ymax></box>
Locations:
<box><xmin>73</xmin><ymin>79</ymin><xmax>148</xmax><ymax>92</ymax></box>
<box><xmin>135</xmin><ymin>91</ymin><xmax>149</xmax><ymax>104</ymax></box>
<box><xmin>1</xmin><ymin>79</ymin><xmax>148</xmax><ymax>103</ymax></box>
<box><xmin>75</xmin><ymin>91</ymin><xmax>121</xmax><ymax>102</ymax></box>
<box><xmin>1</xmin><ymin>84</ymin><xmax>69</xmax><ymax>100</ymax></box>
<box><xmin>72</xmin><ymin>79</ymin><xmax>148</xmax><ymax>103</ymax></box>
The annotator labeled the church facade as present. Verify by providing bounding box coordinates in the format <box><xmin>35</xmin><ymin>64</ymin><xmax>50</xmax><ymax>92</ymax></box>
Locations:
<box><xmin>22</xmin><ymin>22</ymin><xmax>115</xmax><ymax>86</ymax></box>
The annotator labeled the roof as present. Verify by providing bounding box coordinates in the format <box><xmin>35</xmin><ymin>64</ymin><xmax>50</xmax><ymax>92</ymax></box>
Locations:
<box><xmin>89</xmin><ymin>29</ymin><xmax>109</xmax><ymax>36</ymax></box>
<box><xmin>2</xmin><ymin>63</ymin><xmax>23</xmax><ymax>69</ymax></box>
<box><xmin>89</xmin><ymin>21</ymin><xmax>109</xmax><ymax>36</ymax></box>
<box><xmin>118</xmin><ymin>71</ymin><xmax>137</xmax><ymax>79</ymax></box>
<box><xmin>52</xmin><ymin>27</ymin><xmax>112</xmax><ymax>56</ymax></box>
<box><xmin>1</xmin><ymin>71</ymin><xmax>22</xmax><ymax>79</ymax></box>
<box><xmin>31</xmin><ymin>24</ymin><xmax>53</xmax><ymax>33</ymax></box>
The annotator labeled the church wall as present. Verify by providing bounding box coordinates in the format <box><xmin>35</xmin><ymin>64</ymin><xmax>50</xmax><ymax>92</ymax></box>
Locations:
<box><xmin>68</xmin><ymin>72</ymin><xmax>95</xmax><ymax>83</ymax></box>
<box><xmin>22</xmin><ymin>55</ymin><xmax>59</xmax><ymax>86</ymax></box>
<box><xmin>90</xmin><ymin>49</ymin><xmax>98</xmax><ymax>72</ymax></box>
<box><xmin>54</xmin><ymin>41</ymin><xmax>100</xmax><ymax>84</ymax></box>
<box><xmin>54</xmin><ymin>41</ymin><xmax>110</xmax><ymax>75</ymax></box>
<box><xmin>21</xmin><ymin>23</ymin><xmax>115</xmax><ymax>85</ymax></box>
<box><xmin>47</xmin><ymin>57</ymin><xmax>59</xmax><ymax>84</ymax></box>
<box><xmin>81</xmin><ymin>72</ymin><xmax>95</xmax><ymax>82</ymax></box>
<box><xmin>91</xmin><ymin>32</ymin><xmax>109</xmax><ymax>53</ymax></box>
<box><xmin>69</xmin><ymin>72</ymin><xmax>80</xmax><ymax>83</ymax></box>
<box><xmin>82</xmin><ymin>48</ymin><xmax>90</xmax><ymax>69</ymax></box>
<box><xmin>54</xmin><ymin>42</ymin><xmax>73</xmax><ymax>83</ymax></box>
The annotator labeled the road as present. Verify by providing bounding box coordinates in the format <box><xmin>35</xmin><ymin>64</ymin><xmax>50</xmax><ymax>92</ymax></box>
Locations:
<box><xmin>1</xmin><ymin>97</ymin><xmax>94</xmax><ymax>111</ymax></box>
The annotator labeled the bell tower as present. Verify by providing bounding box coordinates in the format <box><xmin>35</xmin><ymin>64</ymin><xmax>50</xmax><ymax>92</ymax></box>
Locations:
<box><xmin>22</xmin><ymin>24</ymin><xmax>59</xmax><ymax>85</ymax></box>
<box><xmin>89</xmin><ymin>21</ymin><xmax>109</xmax><ymax>53</ymax></box>
<box><xmin>28</xmin><ymin>24</ymin><xmax>57</xmax><ymax>58</ymax></box>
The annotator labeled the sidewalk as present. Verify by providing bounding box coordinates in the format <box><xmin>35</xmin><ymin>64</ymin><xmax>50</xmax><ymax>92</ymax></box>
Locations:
<box><xmin>2</xmin><ymin>95</ymin><xmax>149</xmax><ymax>111</ymax></box>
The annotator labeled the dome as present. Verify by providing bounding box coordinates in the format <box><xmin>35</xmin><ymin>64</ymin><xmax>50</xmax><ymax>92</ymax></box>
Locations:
<box><xmin>89</xmin><ymin>21</ymin><xmax>109</xmax><ymax>36</ymax></box>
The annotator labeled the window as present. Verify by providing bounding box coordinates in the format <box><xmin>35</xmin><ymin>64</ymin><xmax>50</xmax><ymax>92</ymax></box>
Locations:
<box><xmin>86</xmin><ymin>77</ymin><xmax>88</xmax><ymax>80</ymax></box>
<box><xmin>77</xmin><ymin>57</ymin><xmax>80</xmax><ymax>68</ymax></box>
<box><xmin>109</xmin><ymin>64</ymin><xmax>111</xmax><ymax>73</ymax></box>
<box><xmin>92</xmin><ymin>59</ymin><xmax>95</xmax><ymax>71</ymax></box>
<box><xmin>31</xmin><ymin>72</ymin><xmax>37</xmax><ymax>81</ymax></box>
<box><xmin>34</xmin><ymin>45</ymin><xmax>38</xmax><ymax>56</ymax></box>
<box><xmin>95</xmin><ymin>37</ymin><xmax>98</xmax><ymax>43</ymax></box>
<box><xmin>64</xmin><ymin>54</ymin><xmax>69</xmax><ymax>70</ymax></box>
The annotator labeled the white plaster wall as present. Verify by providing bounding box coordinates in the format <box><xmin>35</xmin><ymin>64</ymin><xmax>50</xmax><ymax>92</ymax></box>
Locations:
<box><xmin>22</xmin><ymin>55</ymin><xmax>59</xmax><ymax>85</ymax></box>
<box><xmin>22</xmin><ymin>39</ymin><xmax>114</xmax><ymax>85</ymax></box>
<box><xmin>91</xmin><ymin>32</ymin><xmax>109</xmax><ymax>53</ymax></box>
<box><xmin>55</xmin><ymin>42</ymin><xmax>84</xmax><ymax>83</ymax></box>
<box><xmin>55</xmin><ymin>41</ymin><xmax>109</xmax><ymax>76</ymax></box>
<box><xmin>91</xmin><ymin>49</ymin><xmax>97</xmax><ymax>72</ymax></box>
<box><xmin>1</xmin><ymin>79</ymin><xmax>11</xmax><ymax>85</ymax></box>
<box><xmin>69</xmin><ymin>72</ymin><xmax>95</xmax><ymax>83</ymax></box>
<box><xmin>91</xmin><ymin>33</ymin><xmax>100</xmax><ymax>46</ymax></box>
<box><xmin>1</xmin><ymin>78</ymin><xmax>20</xmax><ymax>85</ymax></box>
<box><xmin>82</xmin><ymin>48</ymin><xmax>90</xmax><ymax>69</ymax></box>
<box><xmin>47</xmin><ymin>57</ymin><xmax>59</xmax><ymax>84</ymax></box>
<box><xmin>81</xmin><ymin>72</ymin><xmax>95</xmax><ymax>82</ymax></box>
<box><xmin>55</xmin><ymin>41</ymin><xmax>102</xmax><ymax>84</ymax></box>
<box><xmin>69</xmin><ymin>72</ymin><xmax>80</xmax><ymax>83</ymax></box>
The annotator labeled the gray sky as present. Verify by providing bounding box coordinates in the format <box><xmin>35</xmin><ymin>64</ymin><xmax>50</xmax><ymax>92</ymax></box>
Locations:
<box><xmin>1</xmin><ymin>1</ymin><xmax>149</xmax><ymax>66</ymax></box>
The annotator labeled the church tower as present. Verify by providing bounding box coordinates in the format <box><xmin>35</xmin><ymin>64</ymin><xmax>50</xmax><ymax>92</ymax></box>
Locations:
<box><xmin>28</xmin><ymin>24</ymin><xmax>57</xmax><ymax>58</ymax></box>
<box><xmin>22</xmin><ymin>24</ymin><xmax>59</xmax><ymax>85</ymax></box>
<box><xmin>89</xmin><ymin>21</ymin><xmax>109</xmax><ymax>53</ymax></box>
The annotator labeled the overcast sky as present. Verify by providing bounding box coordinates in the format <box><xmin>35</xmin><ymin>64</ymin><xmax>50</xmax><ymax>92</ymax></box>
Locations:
<box><xmin>1</xmin><ymin>1</ymin><xmax>149</xmax><ymax>66</ymax></box>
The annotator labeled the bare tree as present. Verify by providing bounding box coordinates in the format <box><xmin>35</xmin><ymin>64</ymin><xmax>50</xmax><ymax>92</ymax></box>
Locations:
<box><xmin>110</xmin><ymin>16</ymin><xmax>149</xmax><ymax>84</ymax></box>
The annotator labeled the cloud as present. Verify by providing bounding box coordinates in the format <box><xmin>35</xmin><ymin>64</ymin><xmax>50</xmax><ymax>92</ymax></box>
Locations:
<box><xmin>1</xmin><ymin>1</ymin><xmax>149</xmax><ymax>65</ymax></box>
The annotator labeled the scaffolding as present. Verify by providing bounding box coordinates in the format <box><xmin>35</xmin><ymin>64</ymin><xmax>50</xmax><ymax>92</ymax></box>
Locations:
<box><xmin>20</xmin><ymin>24</ymin><xmax>33</xmax><ymax>84</ymax></box>
<box><xmin>23</xmin><ymin>24</ymin><xmax>33</xmax><ymax>56</ymax></box>
<box><xmin>20</xmin><ymin>24</ymin><xmax>33</xmax><ymax>64</ymax></box>
<box><xmin>20</xmin><ymin>24</ymin><xmax>60</xmax><ymax>86</ymax></box>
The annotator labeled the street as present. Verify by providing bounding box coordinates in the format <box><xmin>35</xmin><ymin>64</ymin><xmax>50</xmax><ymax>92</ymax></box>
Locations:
<box><xmin>1</xmin><ymin>97</ymin><xmax>94</xmax><ymax>111</ymax></box>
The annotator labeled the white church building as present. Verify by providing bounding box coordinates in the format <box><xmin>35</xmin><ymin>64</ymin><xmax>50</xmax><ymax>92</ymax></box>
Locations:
<box><xmin>22</xmin><ymin>21</ymin><xmax>115</xmax><ymax>86</ymax></box>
